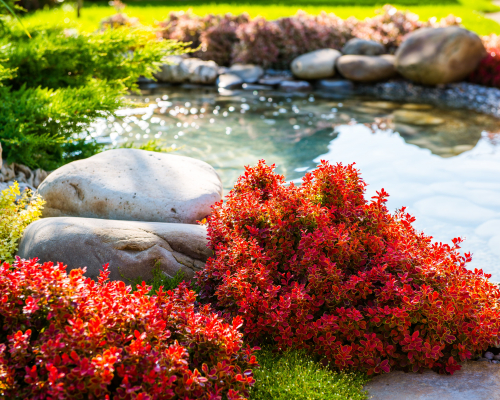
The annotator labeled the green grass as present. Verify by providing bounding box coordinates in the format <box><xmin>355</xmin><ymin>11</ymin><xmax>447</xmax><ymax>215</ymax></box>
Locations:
<box><xmin>250</xmin><ymin>348</ymin><xmax>369</xmax><ymax>400</ymax></box>
<box><xmin>22</xmin><ymin>0</ymin><xmax>500</xmax><ymax>35</ymax></box>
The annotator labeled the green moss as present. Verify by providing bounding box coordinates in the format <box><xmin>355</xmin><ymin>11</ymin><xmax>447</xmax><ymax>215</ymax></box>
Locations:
<box><xmin>250</xmin><ymin>348</ymin><xmax>369</xmax><ymax>400</ymax></box>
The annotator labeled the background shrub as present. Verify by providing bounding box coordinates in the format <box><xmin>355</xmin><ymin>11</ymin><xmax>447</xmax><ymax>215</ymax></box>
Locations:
<box><xmin>0</xmin><ymin>182</ymin><xmax>44</xmax><ymax>264</ymax></box>
<box><xmin>0</xmin><ymin>23</ymin><xmax>186</xmax><ymax>170</ymax></box>
<box><xmin>0</xmin><ymin>259</ymin><xmax>258</xmax><ymax>399</ymax></box>
<box><xmin>157</xmin><ymin>6</ymin><xmax>461</xmax><ymax>68</ymax></box>
<box><xmin>198</xmin><ymin>160</ymin><xmax>500</xmax><ymax>376</ymax></box>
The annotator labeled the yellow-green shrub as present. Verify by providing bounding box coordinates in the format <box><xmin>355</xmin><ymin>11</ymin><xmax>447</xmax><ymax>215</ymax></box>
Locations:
<box><xmin>0</xmin><ymin>182</ymin><xmax>44</xmax><ymax>263</ymax></box>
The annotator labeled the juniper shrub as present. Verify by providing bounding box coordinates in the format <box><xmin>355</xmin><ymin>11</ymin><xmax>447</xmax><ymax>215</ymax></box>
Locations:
<box><xmin>197</xmin><ymin>160</ymin><xmax>500</xmax><ymax>376</ymax></box>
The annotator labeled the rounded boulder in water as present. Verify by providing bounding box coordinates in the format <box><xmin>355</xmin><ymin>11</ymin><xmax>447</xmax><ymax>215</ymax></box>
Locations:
<box><xmin>37</xmin><ymin>149</ymin><xmax>223</xmax><ymax>224</ymax></box>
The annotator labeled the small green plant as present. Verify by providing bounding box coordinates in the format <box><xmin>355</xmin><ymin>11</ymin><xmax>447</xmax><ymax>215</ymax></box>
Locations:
<box><xmin>0</xmin><ymin>181</ymin><xmax>44</xmax><ymax>264</ymax></box>
<box><xmin>125</xmin><ymin>260</ymin><xmax>189</xmax><ymax>296</ymax></box>
<box><xmin>251</xmin><ymin>348</ymin><xmax>368</xmax><ymax>400</ymax></box>
<box><xmin>118</xmin><ymin>139</ymin><xmax>179</xmax><ymax>153</ymax></box>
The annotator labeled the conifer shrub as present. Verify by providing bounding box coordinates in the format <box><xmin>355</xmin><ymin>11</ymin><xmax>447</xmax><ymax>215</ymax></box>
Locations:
<box><xmin>198</xmin><ymin>160</ymin><xmax>500</xmax><ymax>375</ymax></box>
<box><xmin>0</xmin><ymin>23</ymin><xmax>187</xmax><ymax>170</ymax></box>
<box><xmin>0</xmin><ymin>258</ymin><xmax>258</xmax><ymax>399</ymax></box>
<box><xmin>0</xmin><ymin>182</ymin><xmax>44</xmax><ymax>264</ymax></box>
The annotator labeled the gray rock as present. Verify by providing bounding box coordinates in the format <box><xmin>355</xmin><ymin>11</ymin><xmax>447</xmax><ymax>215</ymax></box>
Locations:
<box><xmin>183</xmin><ymin>58</ymin><xmax>219</xmax><ymax>84</ymax></box>
<box><xmin>279</xmin><ymin>80</ymin><xmax>312</xmax><ymax>92</ymax></box>
<box><xmin>365</xmin><ymin>361</ymin><xmax>500</xmax><ymax>400</ymax></box>
<box><xmin>316</xmin><ymin>79</ymin><xmax>354</xmax><ymax>93</ymax></box>
<box><xmin>395</xmin><ymin>27</ymin><xmax>486</xmax><ymax>85</ymax></box>
<box><xmin>493</xmin><ymin>354</ymin><xmax>500</xmax><ymax>361</ymax></box>
<box><xmin>242</xmin><ymin>83</ymin><xmax>273</xmax><ymax>91</ymax></box>
<box><xmin>291</xmin><ymin>49</ymin><xmax>342</xmax><ymax>80</ymax></box>
<box><xmin>485</xmin><ymin>351</ymin><xmax>495</xmax><ymax>360</ymax></box>
<box><xmin>17</xmin><ymin>217</ymin><xmax>211</xmax><ymax>282</ymax></box>
<box><xmin>228</xmin><ymin>64</ymin><xmax>264</xmax><ymax>83</ymax></box>
<box><xmin>342</xmin><ymin>38</ymin><xmax>386</xmax><ymax>56</ymax></box>
<box><xmin>217</xmin><ymin>73</ymin><xmax>244</xmax><ymax>89</ymax></box>
<box><xmin>37</xmin><ymin>149</ymin><xmax>223</xmax><ymax>224</ymax></box>
<box><xmin>155</xmin><ymin>57</ymin><xmax>219</xmax><ymax>84</ymax></box>
<box><xmin>155</xmin><ymin>55</ymin><xmax>190</xmax><ymax>83</ymax></box>
<box><xmin>259</xmin><ymin>75</ymin><xmax>293</xmax><ymax>86</ymax></box>
<box><xmin>336</xmin><ymin>55</ymin><xmax>397</xmax><ymax>82</ymax></box>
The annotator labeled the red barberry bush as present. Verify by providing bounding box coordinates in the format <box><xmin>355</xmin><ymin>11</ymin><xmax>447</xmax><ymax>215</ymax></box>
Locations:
<box><xmin>0</xmin><ymin>258</ymin><xmax>258</xmax><ymax>399</ymax></box>
<box><xmin>198</xmin><ymin>160</ymin><xmax>500</xmax><ymax>375</ymax></box>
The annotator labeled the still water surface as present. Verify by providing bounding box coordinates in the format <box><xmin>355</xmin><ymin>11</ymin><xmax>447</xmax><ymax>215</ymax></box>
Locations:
<box><xmin>89</xmin><ymin>87</ymin><xmax>500</xmax><ymax>280</ymax></box>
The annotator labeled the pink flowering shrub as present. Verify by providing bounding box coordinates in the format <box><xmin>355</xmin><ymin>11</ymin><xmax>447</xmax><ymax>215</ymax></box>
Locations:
<box><xmin>0</xmin><ymin>258</ymin><xmax>258</xmax><ymax>399</ymax></box>
<box><xmin>155</xmin><ymin>6</ymin><xmax>461</xmax><ymax>68</ymax></box>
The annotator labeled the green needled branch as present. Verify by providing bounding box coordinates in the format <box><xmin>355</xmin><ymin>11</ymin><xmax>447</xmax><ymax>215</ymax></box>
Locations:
<box><xmin>0</xmin><ymin>0</ymin><xmax>31</xmax><ymax>38</ymax></box>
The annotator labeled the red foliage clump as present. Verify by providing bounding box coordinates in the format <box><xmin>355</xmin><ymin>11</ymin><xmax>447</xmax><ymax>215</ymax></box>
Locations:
<box><xmin>198</xmin><ymin>160</ymin><xmax>500</xmax><ymax>375</ymax></box>
<box><xmin>469</xmin><ymin>46</ymin><xmax>500</xmax><ymax>88</ymax></box>
<box><xmin>0</xmin><ymin>258</ymin><xmax>258</xmax><ymax>399</ymax></box>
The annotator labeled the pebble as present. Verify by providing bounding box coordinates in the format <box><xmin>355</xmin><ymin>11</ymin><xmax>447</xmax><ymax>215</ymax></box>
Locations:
<box><xmin>485</xmin><ymin>351</ymin><xmax>494</xmax><ymax>360</ymax></box>
<box><xmin>279</xmin><ymin>80</ymin><xmax>312</xmax><ymax>92</ymax></box>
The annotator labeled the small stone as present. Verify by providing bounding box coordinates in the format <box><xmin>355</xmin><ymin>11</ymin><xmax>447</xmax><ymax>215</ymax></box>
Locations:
<box><xmin>242</xmin><ymin>83</ymin><xmax>273</xmax><ymax>91</ymax></box>
<box><xmin>393</xmin><ymin>110</ymin><xmax>445</xmax><ymax>126</ymax></box>
<box><xmin>336</xmin><ymin>55</ymin><xmax>397</xmax><ymax>82</ymax></box>
<box><xmin>279</xmin><ymin>80</ymin><xmax>312</xmax><ymax>92</ymax></box>
<box><xmin>485</xmin><ymin>351</ymin><xmax>494</xmax><ymax>360</ymax></box>
<box><xmin>183</xmin><ymin>58</ymin><xmax>219</xmax><ymax>84</ymax></box>
<box><xmin>402</xmin><ymin>103</ymin><xmax>433</xmax><ymax>111</ymax></box>
<box><xmin>291</xmin><ymin>49</ymin><xmax>342</xmax><ymax>80</ymax></box>
<box><xmin>362</xmin><ymin>101</ymin><xmax>401</xmax><ymax>110</ymax></box>
<box><xmin>258</xmin><ymin>75</ymin><xmax>292</xmax><ymax>86</ymax></box>
<box><xmin>155</xmin><ymin>55</ymin><xmax>190</xmax><ymax>83</ymax></box>
<box><xmin>316</xmin><ymin>79</ymin><xmax>354</xmax><ymax>93</ymax></box>
<box><xmin>228</xmin><ymin>64</ymin><xmax>264</xmax><ymax>83</ymax></box>
<box><xmin>342</xmin><ymin>38</ymin><xmax>386</xmax><ymax>56</ymax></box>
<box><xmin>217</xmin><ymin>73</ymin><xmax>243</xmax><ymax>89</ymax></box>
<box><xmin>493</xmin><ymin>354</ymin><xmax>500</xmax><ymax>361</ymax></box>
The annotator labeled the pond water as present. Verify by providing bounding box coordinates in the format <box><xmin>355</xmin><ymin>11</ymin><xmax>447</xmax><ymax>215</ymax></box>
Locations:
<box><xmin>89</xmin><ymin>86</ymin><xmax>500</xmax><ymax>281</ymax></box>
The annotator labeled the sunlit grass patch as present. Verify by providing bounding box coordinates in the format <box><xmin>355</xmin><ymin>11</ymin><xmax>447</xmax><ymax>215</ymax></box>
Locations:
<box><xmin>250</xmin><ymin>348</ymin><xmax>369</xmax><ymax>400</ymax></box>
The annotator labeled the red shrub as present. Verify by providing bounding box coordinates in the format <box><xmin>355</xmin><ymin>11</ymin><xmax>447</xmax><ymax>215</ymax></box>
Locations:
<box><xmin>198</xmin><ymin>160</ymin><xmax>500</xmax><ymax>375</ymax></box>
<box><xmin>0</xmin><ymin>258</ymin><xmax>258</xmax><ymax>399</ymax></box>
<box><xmin>469</xmin><ymin>46</ymin><xmax>500</xmax><ymax>88</ymax></box>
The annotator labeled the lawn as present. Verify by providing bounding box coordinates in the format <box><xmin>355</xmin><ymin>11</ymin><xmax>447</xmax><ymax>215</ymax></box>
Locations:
<box><xmin>23</xmin><ymin>0</ymin><xmax>500</xmax><ymax>35</ymax></box>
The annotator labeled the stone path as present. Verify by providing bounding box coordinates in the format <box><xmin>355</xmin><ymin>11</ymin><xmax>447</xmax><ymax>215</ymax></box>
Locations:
<box><xmin>365</xmin><ymin>361</ymin><xmax>500</xmax><ymax>400</ymax></box>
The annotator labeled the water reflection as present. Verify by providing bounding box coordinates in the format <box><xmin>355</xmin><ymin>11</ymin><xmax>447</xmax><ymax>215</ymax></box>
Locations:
<box><xmin>89</xmin><ymin>86</ymin><xmax>500</xmax><ymax>279</ymax></box>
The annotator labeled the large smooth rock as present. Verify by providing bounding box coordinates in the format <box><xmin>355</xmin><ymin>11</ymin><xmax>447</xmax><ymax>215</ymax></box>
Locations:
<box><xmin>365</xmin><ymin>361</ymin><xmax>500</xmax><ymax>400</ymax></box>
<box><xmin>336</xmin><ymin>55</ymin><xmax>397</xmax><ymax>82</ymax></box>
<box><xmin>342</xmin><ymin>38</ymin><xmax>385</xmax><ymax>56</ymax></box>
<box><xmin>37</xmin><ymin>149</ymin><xmax>223</xmax><ymax>224</ymax></box>
<box><xmin>291</xmin><ymin>49</ymin><xmax>342</xmax><ymax>80</ymax></box>
<box><xmin>395</xmin><ymin>27</ymin><xmax>486</xmax><ymax>85</ymax></box>
<box><xmin>228</xmin><ymin>64</ymin><xmax>264</xmax><ymax>83</ymax></box>
<box><xmin>17</xmin><ymin>217</ymin><xmax>211</xmax><ymax>282</ymax></box>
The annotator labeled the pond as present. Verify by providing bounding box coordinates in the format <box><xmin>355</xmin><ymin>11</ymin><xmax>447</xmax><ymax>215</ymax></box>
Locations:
<box><xmin>89</xmin><ymin>86</ymin><xmax>500</xmax><ymax>281</ymax></box>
